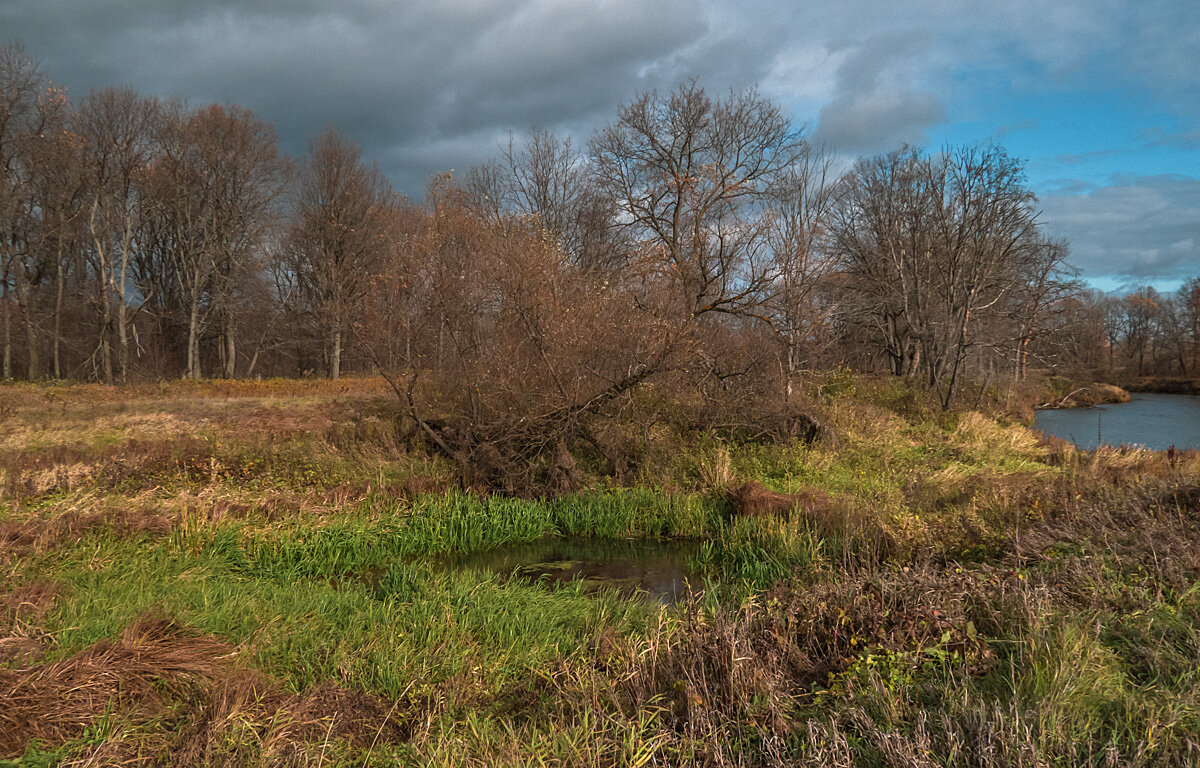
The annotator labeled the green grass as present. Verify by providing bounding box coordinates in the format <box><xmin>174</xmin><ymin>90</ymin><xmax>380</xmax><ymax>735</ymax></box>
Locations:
<box><xmin>31</xmin><ymin>528</ymin><xmax>655</xmax><ymax>704</ymax></box>
<box><xmin>3</xmin><ymin>376</ymin><xmax>1199</xmax><ymax>765</ymax></box>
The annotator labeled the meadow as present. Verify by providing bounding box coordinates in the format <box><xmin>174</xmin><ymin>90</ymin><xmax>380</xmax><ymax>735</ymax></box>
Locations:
<box><xmin>1</xmin><ymin>376</ymin><xmax>1198</xmax><ymax>767</ymax></box>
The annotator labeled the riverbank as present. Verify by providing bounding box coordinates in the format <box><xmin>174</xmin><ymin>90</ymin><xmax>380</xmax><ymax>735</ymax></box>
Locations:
<box><xmin>1120</xmin><ymin>376</ymin><xmax>1200</xmax><ymax>396</ymax></box>
<box><xmin>1037</xmin><ymin>378</ymin><xmax>1131</xmax><ymax>409</ymax></box>
<box><xmin>1</xmin><ymin>377</ymin><xmax>1198</xmax><ymax>765</ymax></box>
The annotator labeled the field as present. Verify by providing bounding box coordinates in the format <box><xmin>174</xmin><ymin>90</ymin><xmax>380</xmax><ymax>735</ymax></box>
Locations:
<box><xmin>1</xmin><ymin>377</ymin><xmax>1199</xmax><ymax>767</ymax></box>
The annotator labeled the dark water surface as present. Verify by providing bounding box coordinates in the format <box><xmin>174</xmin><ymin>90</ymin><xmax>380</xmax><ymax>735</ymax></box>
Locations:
<box><xmin>1034</xmin><ymin>393</ymin><xmax>1200</xmax><ymax>450</ymax></box>
<box><xmin>446</xmin><ymin>538</ymin><xmax>704</xmax><ymax>603</ymax></box>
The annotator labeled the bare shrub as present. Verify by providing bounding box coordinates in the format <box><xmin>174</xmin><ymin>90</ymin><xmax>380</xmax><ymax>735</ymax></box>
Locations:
<box><xmin>361</xmin><ymin>183</ymin><xmax>690</xmax><ymax>496</ymax></box>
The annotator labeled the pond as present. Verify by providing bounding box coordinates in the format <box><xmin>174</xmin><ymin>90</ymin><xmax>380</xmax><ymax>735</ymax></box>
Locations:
<box><xmin>445</xmin><ymin>538</ymin><xmax>705</xmax><ymax>603</ymax></box>
<box><xmin>1034</xmin><ymin>393</ymin><xmax>1200</xmax><ymax>450</ymax></box>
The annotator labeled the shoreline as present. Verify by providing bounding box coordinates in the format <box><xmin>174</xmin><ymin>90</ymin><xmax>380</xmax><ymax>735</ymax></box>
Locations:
<box><xmin>1037</xmin><ymin>382</ymin><xmax>1131</xmax><ymax>410</ymax></box>
<box><xmin>1120</xmin><ymin>377</ymin><xmax>1200</xmax><ymax>396</ymax></box>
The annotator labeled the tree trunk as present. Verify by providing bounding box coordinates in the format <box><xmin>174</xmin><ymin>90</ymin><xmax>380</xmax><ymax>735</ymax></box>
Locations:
<box><xmin>223</xmin><ymin>313</ymin><xmax>236</xmax><ymax>379</ymax></box>
<box><xmin>186</xmin><ymin>297</ymin><xmax>202</xmax><ymax>380</ymax></box>
<box><xmin>330</xmin><ymin>326</ymin><xmax>341</xmax><ymax>381</ymax></box>
<box><xmin>785</xmin><ymin>339</ymin><xmax>796</xmax><ymax>405</ymax></box>
<box><xmin>98</xmin><ymin>273</ymin><xmax>113</xmax><ymax>385</ymax></box>
<box><xmin>53</xmin><ymin>242</ymin><xmax>64</xmax><ymax>380</ymax></box>
<box><xmin>99</xmin><ymin>331</ymin><xmax>113</xmax><ymax>385</ymax></box>
<box><xmin>13</xmin><ymin>270</ymin><xmax>39</xmax><ymax>380</ymax></box>
<box><xmin>90</xmin><ymin>202</ymin><xmax>116</xmax><ymax>384</ymax></box>
<box><xmin>116</xmin><ymin>221</ymin><xmax>133</xmax><ymax>382</ymax></box>
<box><xmin>1017</xmin><ymin>336</ymin><xmax>1031</xmax><ymax>381</ymax></box>
<box><xmin>1</xmin><ymin>279</ymin><xmax>10</xmax><ymax>379</ymax></box>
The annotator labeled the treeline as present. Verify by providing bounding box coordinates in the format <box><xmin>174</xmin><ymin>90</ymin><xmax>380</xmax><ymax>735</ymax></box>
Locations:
<box><xmin>2</xmin><ymin>43</ymin><xmax>1196</xmax><ymax>404</ymax></box>
<box><xmin>1070</xmin><ymin>283</ymin><xmax>1200</xmax><ymax>377</ymax></box>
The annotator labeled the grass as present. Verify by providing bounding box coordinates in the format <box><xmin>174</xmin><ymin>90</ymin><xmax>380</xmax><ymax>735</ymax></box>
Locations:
<box><xmin>1</xmin><ymin>375</ymin><xmax>1199</xmax><ymax>765</ymax></box>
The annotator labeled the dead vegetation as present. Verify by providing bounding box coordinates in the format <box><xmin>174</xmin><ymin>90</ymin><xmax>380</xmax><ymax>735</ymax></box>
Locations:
<box><xmin>726</xmin><ymin>480</ymin><xmax>889</xmax><ymax>554</ymax></box>
<box><xmin>0</xmin><ymin>614</ymin><xmax>233</xmax><ymax>756</ymax></box>
<box><xmin>0</xmin><ymin>503</ymin><xmax>177</xmax><ymax>557</ymax></box>
<box><xmin>0</xmin><ymin>378</ymin><xmax>1196</xmax><ymax>764</ymax></box>
<box><xmin>0</xmin><ymin>613</ymin><xmax>411</xmax><ymax>763</ymax></box>
<box><xmin>0</xmin><ymin>581</ymin><xmax>67</xmax><ymax>667</ymax></box>
<box><xmin>1038</xmin><ymin>382</ymin><xmax>1131</xmax><ymax>409</ymax></box>
<box><xmin>0</xmin><ymin>579</ymin><xmax>66</xmax><ymax>624</ymax></box>
<box><xmin>557</xmin><ymin>476</ymin><xmax>1200</xmax><ymax>767</ymax></box>
<box><xmin>727</xmin><ymin>480</ymin><xmax>833</xmax><ymax>519</ymax></box>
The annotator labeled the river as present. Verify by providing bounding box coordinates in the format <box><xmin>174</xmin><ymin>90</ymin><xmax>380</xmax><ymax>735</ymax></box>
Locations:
<box><xmin>1034</xmin><ymin>392</ymin><xmax>1200</xmax><ymax>450</ymax></box>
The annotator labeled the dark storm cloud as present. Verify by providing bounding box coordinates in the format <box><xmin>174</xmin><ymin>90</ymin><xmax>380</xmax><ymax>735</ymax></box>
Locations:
<box><xmin>2</xmin><ymin>0</ymin><xmax>716</xmax><ymax>193</ymax></box>
<box><xmin>1040</xmin><ymin>175</ymin><xmax>1200</xmax><ymax>283</ymax></box>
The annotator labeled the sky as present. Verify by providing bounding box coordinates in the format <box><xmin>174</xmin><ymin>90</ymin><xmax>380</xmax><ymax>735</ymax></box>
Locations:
<box><xmin>3</xmin><ymin>0</ymin><xmax>1197</xmax><ymax>293</ymax></box>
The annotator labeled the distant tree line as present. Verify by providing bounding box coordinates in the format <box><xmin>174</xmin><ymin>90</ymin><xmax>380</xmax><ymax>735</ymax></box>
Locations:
<box><xmin>3</xmin><ymin>42</ymin><xmax>1197</xmax><ymax>413</ymax></box>
<box><xmin>1065</xmin><ymin>281</ymin><xmax>1200</xmax><ymax>378</ymax></box>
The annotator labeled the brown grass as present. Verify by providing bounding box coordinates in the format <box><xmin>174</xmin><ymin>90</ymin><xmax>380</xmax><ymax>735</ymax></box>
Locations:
<box><xmin>0</xmin><ymin>613</ymin><xmax>411</xmax><ymax>762</ymax></box>
<box><xmin>560</xmin><ymin>558</ymin><xmax>1005</xmax><ymax>767</ymax></box>
<box><xmin>0</xmin><ymin>579</ymin><xmax>66</xmax><ymax>624</ymax></box>
<box><xmin>727</xmin><ymin>480</ymin><xmax>831</xmax><ymax>519</ymax></box>
<box><xmin>0</xmin><ymin>614</ymin><xmax>232</xmax><ymax>757</ymax></box>
<box><xmin>727</xmin><ymin>480</ymin><xmax>885</xmax><ymax>549</ymax></box>
<box><xmin>0</xmin><ymin>580</ymin><xmax>67</xmax><ymax>667</ymax></box>
<box><xmin>167</xmin><ymin>672</ymin><xmax>410</xmax><ymax>767</ymax></box>
<box><xmin>0</xmin><ymin>504</ymin><xmax>177</xmax><ymax>558</ymax></box>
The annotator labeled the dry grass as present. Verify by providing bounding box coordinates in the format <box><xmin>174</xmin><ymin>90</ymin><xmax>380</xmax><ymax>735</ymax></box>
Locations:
<box><xmin>0</xmin><ymin>580</ymin><xmax>67</xmax><ymax>667</ymax></box>
<box><xmin>726</xmin><ymin>480</ymin><xmax>830</xmax><ymax>518</ymax></box>
<box><xmin>0</xmin><ymin>614</ymin><xmax>232</xmax><ymax>756</ymax></box>
<box><xmin>0</xmin><ymin>612</ymin><xmax>411</xmax><ymax>763</ymax></box>
<box><xmin>1</xmin><ymin>376</ymin><xmax>1197</xmax><ymax>764</ymax></box>
<box><xmin>0</xmin><ymin>500</ymin><xmax>178</xmax><ymax>558</ymax></box>
<box><xmin>0</xmin><ymin>579</ymin><xmax>67</xmax><ymax>623</ymax></box>
<box><xmin>726</xmin><ymin>480</ymin><xmax>888</xmax><ymax>553</ymax></box>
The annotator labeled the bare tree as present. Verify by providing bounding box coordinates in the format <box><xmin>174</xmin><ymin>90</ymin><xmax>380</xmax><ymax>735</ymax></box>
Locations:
<box><xmin>77</xmin><ymin>88</ymin><xmax>159</xmax><ymax>382</ymax></box>
<box><xmin>1154</xmin><ymin>293</ymin><xmax>1191</xmax><ymax>375</ymax></box>
<box><xmin>23</xmin><ymin>83</ymin><xmax>87</xmax><ymax>379</ymax></box>
<box><xmin>465</xmin><ymin>128</ymin><xmax>626</xmax><ymax>273</ymax></box>
<box><xmin>591</xmin><ymin>82</ymin><xmax>805</xmax><ymax>321</ymax></box>
<box><xmin>287</xmin><ymin>128</ymin><xmax>393</xmax><ymax>380</ymax></box>
<box><xmin>1182</xmin><ymin>277</ymin><xmax>1200</xmax><ymax>373</ymax></box>
<box><xmin>1006</xmin><ymin>235</ymin><xmax>1078</xmax><ymax>381</ymax></box>
<box><xmin>832</xmin><ymin>145</ymin><xmax>1041</xmax><ymax>407</ymax></box>
<box><xmin>765</xmin><ymin>145</ymin><xmax>836</xmax><ymax>402</ymax></box>
<box><xmin>0</xmin><ymin>43</ymin><xmax>44</xmax><ymax>379</ymax></box>
<box><xmin>139</xmin><ymin>103</ymin><xmax>211</xmax><ymax>379</ymax></box>
<box><xmin>1122</xmin><ymin>287</ymin><xmax>1160</xmax><ymax>376</ymax></box>
<box><xmin>139</xmin><ymin>103</ymin><xmax>284</xmax><ymax>379</ymax></box>
<box><xmin>196</xmin><ymin>105</ymin><xmax>286</xmax><ymax>379</ymax></box>
<box><xmin>466</xmin><ymin>130</ymin><xmax>582</xmax><ymax>244</ymax></box>
<box><xmin>830</xmin><ymin>148</ymin><xmax>931</xmax><ymax>379</ymax></box>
